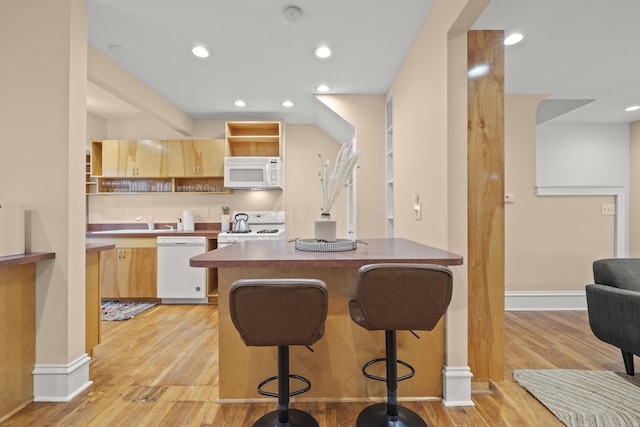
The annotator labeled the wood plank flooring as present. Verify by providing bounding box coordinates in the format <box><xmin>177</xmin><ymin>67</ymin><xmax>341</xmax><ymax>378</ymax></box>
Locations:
<box><xmin>2</xmin><ymin>307</ymin><xmax>624</xmax><ymax>426</ymax></box>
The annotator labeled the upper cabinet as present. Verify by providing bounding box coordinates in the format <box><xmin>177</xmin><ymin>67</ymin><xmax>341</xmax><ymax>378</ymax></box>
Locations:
<box><xmin>168</xmin><ymin>139</ymin><xmax>228</xmax><ymax>177</ymax></box>
<box><xmin>226</xmin><ymin>121</ymin><xmax>281</xmax><ymax>157</ymax></box>
<box><xmin>90</xmin><ymin>139</ymin><xmax>231</xmax><ymax>194</ymax></box>
<box><xmin>100</xmin><ymin>140</ymin><xmax>167</xmax><ymax>177</ymax></box>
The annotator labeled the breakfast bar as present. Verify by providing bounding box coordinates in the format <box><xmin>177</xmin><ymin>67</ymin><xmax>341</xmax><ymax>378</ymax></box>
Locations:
<box><xmin>190</xmin><ymin>238</ymin><xmax>463</xmax><ymax>401</ymax></box>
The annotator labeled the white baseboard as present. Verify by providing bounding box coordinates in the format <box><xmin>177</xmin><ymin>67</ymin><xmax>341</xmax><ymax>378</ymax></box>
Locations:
<box><xmin>33</xmin><ymin>354</ymin><xmax>93</xmax><ymax>402</ymax></box>
<box><xmin>442</xmin><ymin>365</ymin><xmax>474</xmax><ymax>407</ymax></box>
<box><xmin>505</xmin><ymin>291</ymin><xmax>587</xmax><ymax>311</ymax></box>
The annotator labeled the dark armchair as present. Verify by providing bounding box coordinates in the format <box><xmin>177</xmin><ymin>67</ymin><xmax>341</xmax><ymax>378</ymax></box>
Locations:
<box><xmin>586</xmin><ymin>258</ymin><xmax>640</xmax><ymax>375</ymax></box>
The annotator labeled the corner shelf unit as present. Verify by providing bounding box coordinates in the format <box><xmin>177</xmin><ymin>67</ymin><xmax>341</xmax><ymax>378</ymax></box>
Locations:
<box><xmin>226</xmin><ymin>121</ymin><xmax>281</xmax><ymax>157</ymax></box>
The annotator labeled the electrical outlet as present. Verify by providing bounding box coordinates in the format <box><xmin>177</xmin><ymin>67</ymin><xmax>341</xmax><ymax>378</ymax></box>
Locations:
<box><xmin>202</xmin><ymin>208</ymin><xmax>209</xmax><ymax>218</ymax></box>
<box><xmin>601</xmin><ymin>204</ymin><xmax>616</xmax><ymax>215</ymax></box>
<box><xmin>504</xmin><ymin>193</ymin><xmax>516</xmax><ymax>203</ymax></box>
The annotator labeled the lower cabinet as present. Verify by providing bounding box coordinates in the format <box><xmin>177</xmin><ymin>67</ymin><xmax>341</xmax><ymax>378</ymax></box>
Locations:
<box><xmin>99</xmin><ymin>244</ymin><xmax>157</xmax><ymax>300</ymax></box>
<box><xmin>86</xmin><ymin>251</ymin><xmax>100</xmax><ymax>356</ymax></box>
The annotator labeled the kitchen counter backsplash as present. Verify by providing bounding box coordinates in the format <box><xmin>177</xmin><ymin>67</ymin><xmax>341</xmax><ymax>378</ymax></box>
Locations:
<box><xmin>87</xmin><ymin>222</ymin><xmax>221</xmax><ymax>232</ymax></box>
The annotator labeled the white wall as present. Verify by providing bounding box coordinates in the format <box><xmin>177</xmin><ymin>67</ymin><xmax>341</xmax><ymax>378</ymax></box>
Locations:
<box><xmin>536</xmin><ymin>123</ymin><xmax>629</xmax><ymax>187</ymax></box>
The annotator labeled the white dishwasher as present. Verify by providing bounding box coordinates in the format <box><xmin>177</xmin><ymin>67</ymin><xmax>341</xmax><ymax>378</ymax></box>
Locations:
<box><xmin>157</xmin><ymin>236</ymin><xmax>208</xmax><ymax>304</ymax></box>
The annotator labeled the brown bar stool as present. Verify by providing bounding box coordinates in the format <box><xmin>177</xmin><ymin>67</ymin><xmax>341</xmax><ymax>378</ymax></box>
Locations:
<box><xmin>229</xmin><ymin>278</ymin><xmax>328</xmax><ymax>427</ymax></box>
<box><xmin>349</xmin><ymin>263</ymin><xmax>453</xmax><ymax>427</ymax></box>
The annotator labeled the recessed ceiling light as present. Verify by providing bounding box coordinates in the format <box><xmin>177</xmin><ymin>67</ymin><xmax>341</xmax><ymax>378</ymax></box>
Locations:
<box><xmin>316</xmin><ymin>84</ymin><xmax>330</xmax><ymax>93</ymax></box>
<box><xmin>625</xmin><ymin>105</ymin><xmax>640</xmax><ymax>112</ymax></box>
<box><xmin>282</xmin><ymin>100</ymin><xmax>294</xmax><ymax>108</ymax></box>
<box><xmin>191</xmin><ymin>46</ymin><xmax>210</xmax><ymax>58</ymax></box>
<box><xmin>504</xmin><ymin>33</ymin><xmax>524</xmax><ymax>46</ymax></box>
<box><xmin>314</xmin><ymin>45</ymin><xmax>332</xmax><ymax>59</ymax></box>
<box><xmin>234</xmin><ymin>100</ymin><xmax>246</xmax><ymax>107</ymax></box>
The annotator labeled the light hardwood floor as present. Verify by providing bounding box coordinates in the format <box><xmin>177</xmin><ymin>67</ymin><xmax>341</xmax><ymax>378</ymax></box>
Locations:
<box><xmin>2</xmin><ymin>306</ymin><xmax>623</xmax><ymax>426</ymax></box>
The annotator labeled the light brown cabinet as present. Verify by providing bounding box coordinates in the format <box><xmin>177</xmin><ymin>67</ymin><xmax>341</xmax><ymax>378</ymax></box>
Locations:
<box><xmin>226</xmin><ymin>121</ymin><xmax>281</xmax><ymax>157</ymax></box>
<box><xmin>86</xmin><ymin>251</ymin><xmax>100</xmax><ymax>356</ymax></box>
<box><xmin>100</xmin><ymin>245</ymin><xmax>157</xmax><ymax>300</ymax></box>
<box><xmin>100</xmin><ymin>139</ymin><xmax>167</xmax><ymax>177</ymax></box>
<box><xmin>168</xmin><ymin>139</ymin><xmax>227</xmax><ymax>177</ymax></box>
<box><xmin>90</xmin><ymin>139</ymin><xmax>231</xmax><ymax>194</ymax></box>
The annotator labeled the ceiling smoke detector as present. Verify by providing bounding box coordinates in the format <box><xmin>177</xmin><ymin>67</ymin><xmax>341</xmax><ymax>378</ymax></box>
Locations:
<box><xmin>283</xmin><ymin>6</ymin><xmax>303</xmax><ymax>23</ymax></box>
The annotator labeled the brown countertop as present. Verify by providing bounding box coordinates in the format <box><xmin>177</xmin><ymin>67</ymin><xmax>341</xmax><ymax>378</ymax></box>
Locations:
<box><xmin>0</xmin><ymin>252</ymin><xmax>55</xmax><ymax>268</ymax></box>
<box><xmin>86</xmin><ymin>243</ymin><xmax>116</xmax><ymax>253</ymax></box>
<box><xmin>86</xmin><ymin>230</ymin><xmax>219</xmax><ymax>238</ymax></box>
<box><xmin>190</xmin><ymin>238</ymin><xmax>463</xmax><ymax>268</ymax></box>
<box><xmin>86</xmin><ymin>223</ymin><xmax>220</xmax><ymax>239</ymax></box>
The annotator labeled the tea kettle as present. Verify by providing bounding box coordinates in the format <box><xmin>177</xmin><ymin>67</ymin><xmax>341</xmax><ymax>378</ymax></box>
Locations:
<box><xmin>233</xmin><ymin>213</ymin><xmax>250</xmax><ymax>233</ymax></box>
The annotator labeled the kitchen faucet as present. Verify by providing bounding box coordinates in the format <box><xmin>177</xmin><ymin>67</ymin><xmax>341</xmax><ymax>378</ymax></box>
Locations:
<box><xmin>136</xmin><ymin>216</ymin><xmax>154</xmax><ymax>230</ymax></box>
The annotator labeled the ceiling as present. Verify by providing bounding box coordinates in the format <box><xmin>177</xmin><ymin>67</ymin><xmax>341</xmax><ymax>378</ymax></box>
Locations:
<box><xmin>85</xmin><ymin>0</ymin><xmax>434</xmax><ymax>124</ymax></box>
<box><xmin>472</xmin><ymin>0</ymin><xmax>640</xmax><ymax>124</ymax></box>
<box><xmin>86</xmin><ymin>0</ymin><xmax>640</xmax><ymax>125</ymax></box>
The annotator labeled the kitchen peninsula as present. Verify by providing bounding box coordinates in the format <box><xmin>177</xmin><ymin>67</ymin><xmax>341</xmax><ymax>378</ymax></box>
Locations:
<box><xmin>190</xmin><ymin>238</ymin><xmax>462</xmax><ymax>401</ymax></box>
<box><xmin>0</xmin><ymin>251</ymin><xmax>55</xmax><ymax>422</ymax></box>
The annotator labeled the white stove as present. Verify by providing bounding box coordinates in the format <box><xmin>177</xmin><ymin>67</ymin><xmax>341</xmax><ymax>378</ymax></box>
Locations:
<box><xmin>217</xmin><ymin>211</ymin><xmax>286</xmax><ymax>247</ymax></box>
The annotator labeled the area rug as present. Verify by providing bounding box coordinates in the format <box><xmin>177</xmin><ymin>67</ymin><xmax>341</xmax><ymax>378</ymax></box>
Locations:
<box><xmin>513</xmin><ymin>369</ymin><xmax>640</xmax><ymax>427</ymax></box>
<box><xmin>101</xmin><ymin>301</ymin><xmax>157</xmax><ymax>321</ymax></box>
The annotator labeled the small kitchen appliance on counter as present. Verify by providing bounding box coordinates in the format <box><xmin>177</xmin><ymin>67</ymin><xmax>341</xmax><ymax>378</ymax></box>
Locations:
<box><xmin>183</xmin><ymin>210</ymin><xmax>195</xmax><ymax>231</ymax></box>
<box><xmin>217</xmin><ymin>211</ymin><xmax>286</xmax><ymax>247</ymax></box>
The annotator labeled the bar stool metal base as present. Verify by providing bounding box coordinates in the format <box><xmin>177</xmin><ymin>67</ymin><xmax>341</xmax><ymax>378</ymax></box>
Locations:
<box><xmin>253</xmin><ymin>408</ymin><xmax>320</xmax><ymax>427</ymax></box>
<box><xmin>355</xmin><ymin>403</ymin><xmax>427</xmax><ymax>427</ymax></box>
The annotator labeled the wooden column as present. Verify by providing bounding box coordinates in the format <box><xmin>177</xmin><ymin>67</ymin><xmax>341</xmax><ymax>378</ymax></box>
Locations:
<box><xmin>467</xmin><ymin>30</ymin><xmax>505</xmax><ymax>383</ymax></box>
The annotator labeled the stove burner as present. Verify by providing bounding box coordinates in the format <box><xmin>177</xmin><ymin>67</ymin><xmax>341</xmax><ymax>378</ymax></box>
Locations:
<box><xmin>229</xmin><ymin>229</ymin><xmax>252</xmax><ymax>234</ymax></box>
<box><xmin>257</xmin><ymin>229</ymin><xmax>280</xmax><ymax>234</ymax></box>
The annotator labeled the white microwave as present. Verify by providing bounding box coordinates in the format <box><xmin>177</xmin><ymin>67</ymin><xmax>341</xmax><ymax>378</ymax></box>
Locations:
<box><xmin>224</xmin><ymin>157</ymin><xmax>283</xmax><ymax>190</ymax></box>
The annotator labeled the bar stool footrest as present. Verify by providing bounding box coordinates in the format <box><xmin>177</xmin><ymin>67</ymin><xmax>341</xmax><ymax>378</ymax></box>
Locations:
<box><xmin>257</xmin><ymin>374</ymin><xmax>311</xmax><ymax>398</ymax></box>
<box><xmin>362</xmin><ymin>358</ymin><xmax>416</xmax><ymax>383</ymax></box>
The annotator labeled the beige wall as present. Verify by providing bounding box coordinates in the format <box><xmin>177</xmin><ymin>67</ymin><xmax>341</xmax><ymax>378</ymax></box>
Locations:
<box><xmin>1</xmin><ymin>0</ymin><xmax>87</xmax><ymax>366</ymax></box>
<box><xmin>504</xmin><ymin>95</ymin><xmax>616</xmax><ymax>292</ymax></box>
<box><xmin>315</xmin><ymin>95</ymin><xmax>387</xmax><ymax>238</ymax></box>
<box><xmin>630</xmin><ymin>120</ymin><xmax>640</xmax><ymax>257</ymax></box>
<box><xmin>284</xmin><ymin>124</ymin><xmax>346</xmax><ymax>239</ymax></box>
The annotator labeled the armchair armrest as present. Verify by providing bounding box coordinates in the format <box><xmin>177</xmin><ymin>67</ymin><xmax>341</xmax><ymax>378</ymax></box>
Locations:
<box><xmin>586</xmin><ymin>284</ymin><xmax>640</xmax><ymax>355</ymax></box>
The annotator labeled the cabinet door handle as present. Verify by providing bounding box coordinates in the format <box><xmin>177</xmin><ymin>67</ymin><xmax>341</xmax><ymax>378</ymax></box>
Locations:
<box><xmin>197</xmin><ymin>166</ymin><xmax>201</xmax><ymax>175</ymax></box>
<box><xmin>122</xmin><ymin>249</ymin><xmax>126</xmax><ymax>259</ymax></box>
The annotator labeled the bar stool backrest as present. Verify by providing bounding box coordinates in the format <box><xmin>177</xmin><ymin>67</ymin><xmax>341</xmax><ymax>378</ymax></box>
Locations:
<box><xmin>354</xmin><ymin>263</ymin><xmax>453</xmax><ymax>331</ymax></box>
<box><xmin>230</xmin><ymin>279</ymin><xmax>328</xmax><ymax>347</ymax></box>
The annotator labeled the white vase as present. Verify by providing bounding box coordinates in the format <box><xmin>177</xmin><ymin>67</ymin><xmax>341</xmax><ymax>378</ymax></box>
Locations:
<box><xmin>314</xmin><ymin>213</ymin><xmax>337</xmax><ymax>242</ymax></box>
